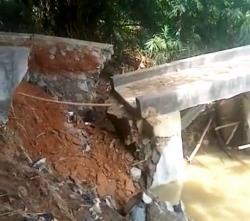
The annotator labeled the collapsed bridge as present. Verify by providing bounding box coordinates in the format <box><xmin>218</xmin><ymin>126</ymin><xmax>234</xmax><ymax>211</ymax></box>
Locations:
<box><xmin>1</xmin><ymin>32</ymin><xmax>250</xmax><ymax>220</ymax></box>
<box><xmin>109</xmin><ymin>45</ymin><xmax>250</xmax><ymax>207</ymax></box>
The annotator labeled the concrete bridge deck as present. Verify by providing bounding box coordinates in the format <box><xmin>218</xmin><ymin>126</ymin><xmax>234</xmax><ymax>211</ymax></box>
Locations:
<box><xmin>112</xmin><ymin>46</ymin><xmax>250</xmax><ymax>118</ymax></box>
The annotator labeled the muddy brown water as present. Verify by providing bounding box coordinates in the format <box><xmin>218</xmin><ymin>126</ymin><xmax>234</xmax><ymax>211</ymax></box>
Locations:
<box><xmin>150</xmin><ymin>181</ymin><xmax>183</xmax><ymax>205</ymax></box>
<box><xmin>182</xmin><ymin>145</ymin><xmax>250</xmax><ymax>221</ymax></box>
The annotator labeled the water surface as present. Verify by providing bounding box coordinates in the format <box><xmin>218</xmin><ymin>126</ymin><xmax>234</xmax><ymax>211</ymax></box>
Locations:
<box><xmin>182</xmin><ymin>146</ymin><xmax>250</xmax><ymax>221</ymax></box>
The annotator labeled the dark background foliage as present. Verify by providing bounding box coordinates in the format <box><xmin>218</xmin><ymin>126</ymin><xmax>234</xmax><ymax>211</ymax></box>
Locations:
<box><xmin>1</xmin><ymin>0</ymin><xmax>250</xmax><ymax>63</ymax></box>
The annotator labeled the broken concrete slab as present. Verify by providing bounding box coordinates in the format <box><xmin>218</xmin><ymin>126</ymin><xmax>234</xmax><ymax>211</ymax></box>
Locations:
<box><xmin>0</xmin><ymin>46</ymin><xmax>29</xmax><ymax>124</ymax></box>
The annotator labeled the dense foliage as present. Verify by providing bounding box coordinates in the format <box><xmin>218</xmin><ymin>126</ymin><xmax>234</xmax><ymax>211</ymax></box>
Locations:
<box><xmin>1</xmin><ymin>0</ymin><xmax>250</xmax><ymax>63</ymax></box>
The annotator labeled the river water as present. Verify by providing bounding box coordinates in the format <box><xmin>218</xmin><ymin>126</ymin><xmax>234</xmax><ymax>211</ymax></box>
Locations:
<box><xmin>182</xmin><ymin>145</ymin><xmax>250</xmax><ymax>221</ymax></box>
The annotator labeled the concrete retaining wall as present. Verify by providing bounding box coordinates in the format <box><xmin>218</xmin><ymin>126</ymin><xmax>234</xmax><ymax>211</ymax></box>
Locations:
<box><xmin>0</xmin><ymin>32</ymin><xmax>113</xmax><ymax>104</ymax></box>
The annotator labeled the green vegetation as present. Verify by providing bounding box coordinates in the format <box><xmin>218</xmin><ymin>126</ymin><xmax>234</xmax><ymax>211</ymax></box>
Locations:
<box><xmin>1</xmin><ymin>0</ymin><xmax>250</xmax><ymax>63</ymax></box>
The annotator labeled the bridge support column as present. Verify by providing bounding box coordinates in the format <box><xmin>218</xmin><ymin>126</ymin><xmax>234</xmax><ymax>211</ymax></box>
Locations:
<box><xmin>242</xmin><ymin>92</ymin><xmax>250</xmax><ymax>143</ymax></box>
<box><xmin>145</xmin><ymin>111</ymin><xmax>184</xmax><ymax>207</ymax></box>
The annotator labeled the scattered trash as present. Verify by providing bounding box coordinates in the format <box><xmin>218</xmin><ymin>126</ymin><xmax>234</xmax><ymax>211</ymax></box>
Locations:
<box><xmin>85</xmin><ymin>122</ymin><xmax>92</xmax><ymax>126</ymax></box>
<box><xmin>32</xmin><ymin>158</ymin><xmax>49</xmax><ymax>172</ymax></box>
<box><xmin>89</xmin><ymin>198</ymin><xmax>103</xmax><ymax>220</ymax></box>
<box><xmin>7</xmin><ymin>82</ymin><xmax>137</xmax><ymax>214</ymax></box>
<box><xmin>92</xmin><ymin>198</ymin><xmax>102</xmax><ymax>214</ymax></box>
<box><xmin>65</xmin><ymin>111</ymin><xmax>75</xmax><ymax>123</ymax></box>
<box><xmin>130</xmin><ymin>167</ymin><xmax>141</xmax><ymax>182</ymax></box>
<box><xmin>85</xmin><ymin>144</ymin><xmax>91</xmax><ymax>152</ymax></box>
<box><xmin>23</xmin><ymin>213</ymin><xmax>57</xmax><ymax>221</ymax></box>
<box><xmin>105</xmin><ymin>196</ymin><xmax>117</xmax><ymax>210</ymax></box>
<box><xmin>68</xmin><ymin>177</ymin><xmax>96</xmax><ymax>205</ymax></box>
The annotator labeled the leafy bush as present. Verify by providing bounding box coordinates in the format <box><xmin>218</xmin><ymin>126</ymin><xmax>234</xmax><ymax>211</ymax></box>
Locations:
<box><xmin>239</xmin><ymin>11</ymin><xmax>250</xmax><ymax>44</ymax></box>
<box><xmin>145</xmin><ymin>26</ymin><xmax>182</xmax><ymax>64</ymax></box>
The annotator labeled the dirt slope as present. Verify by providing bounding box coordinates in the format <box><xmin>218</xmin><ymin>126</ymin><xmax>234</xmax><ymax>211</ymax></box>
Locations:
<box><xmin>8</xmin><ymin>82</ymin><xmax>138</xmax><ymax>208</ymax></box>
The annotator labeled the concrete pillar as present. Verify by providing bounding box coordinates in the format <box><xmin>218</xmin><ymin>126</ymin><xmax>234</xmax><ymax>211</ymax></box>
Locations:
<box><xmin>145</xmin><ymin>112</ymin><xmax>184</xmax><ymax>206</ymax></box>
<box><xmin>0</xmin><ymin>47</ymin><xmax>29</xmax><ymax>124</ymax></box>
<box><xmin>242</xmin><ymin>92</ymin><xmax>250</xmax><ymax>143</ymax></box>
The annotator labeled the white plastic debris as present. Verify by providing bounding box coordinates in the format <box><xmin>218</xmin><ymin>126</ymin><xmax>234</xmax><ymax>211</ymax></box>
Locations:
<box><xmin>66</xmin><ymin>111</ymin><xmax>75</xmax><ymax>123</ymax></box>
<box><xmin>32</xmin><ymin>158</ymin><xmax>47</xmax><ymax>171</ymax></box>
<box><xmin>93</xmin><ymin>198</ymin><xmax>102</xmax><ymax>214</ymax></box>
<box><xmin>105</xmin><ymin>196</ymin><xmax>117</xmax><ymax>210</ymax></box>
<box><xmin>85</xmin><ymin>144</ymin><xmax>91</xmax><ymax>152</ymax></box>
<box><xmin>130</xmin><ymin>167</ymin><xmax>142</xmax><ymax>182</ymax></box>
<box><xmin>142</xmin><ymin>192</ymin><xmax>152</xmax><ymax>204</ymax></box>
<box><xmin>89</xmin><ymin>198</ymin><xmax>102</xmax><ymax>214</ymax></box>
<box><xmin>89</xmin><ymin>198</ymin><xmax>103</xmax><ymax>221</ymax></box>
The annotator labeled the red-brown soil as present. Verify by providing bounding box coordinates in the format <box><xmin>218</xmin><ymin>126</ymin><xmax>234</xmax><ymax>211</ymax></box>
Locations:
<box><xmin>8</xmin><ymin>82</ymin><xmax>138</xmax><ymax>208</ymax></box>
<box><xmin>29</xmin><ymin>43</ymin><xmax>102</xmax><ymax>75</ymax></box>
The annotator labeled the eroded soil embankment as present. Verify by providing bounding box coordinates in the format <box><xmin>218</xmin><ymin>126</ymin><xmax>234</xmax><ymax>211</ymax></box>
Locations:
<box><xmin>8</xmin><ymin>82</ymin><xmax>138</xmax><ymax>208</ymax></box>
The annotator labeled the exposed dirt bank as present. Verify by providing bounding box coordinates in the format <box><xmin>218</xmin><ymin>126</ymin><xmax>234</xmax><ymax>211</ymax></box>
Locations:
<box><xmin>8</xmin><ymin>82</ymin><xmax>138</xmax><ymax>208</ymax></box>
